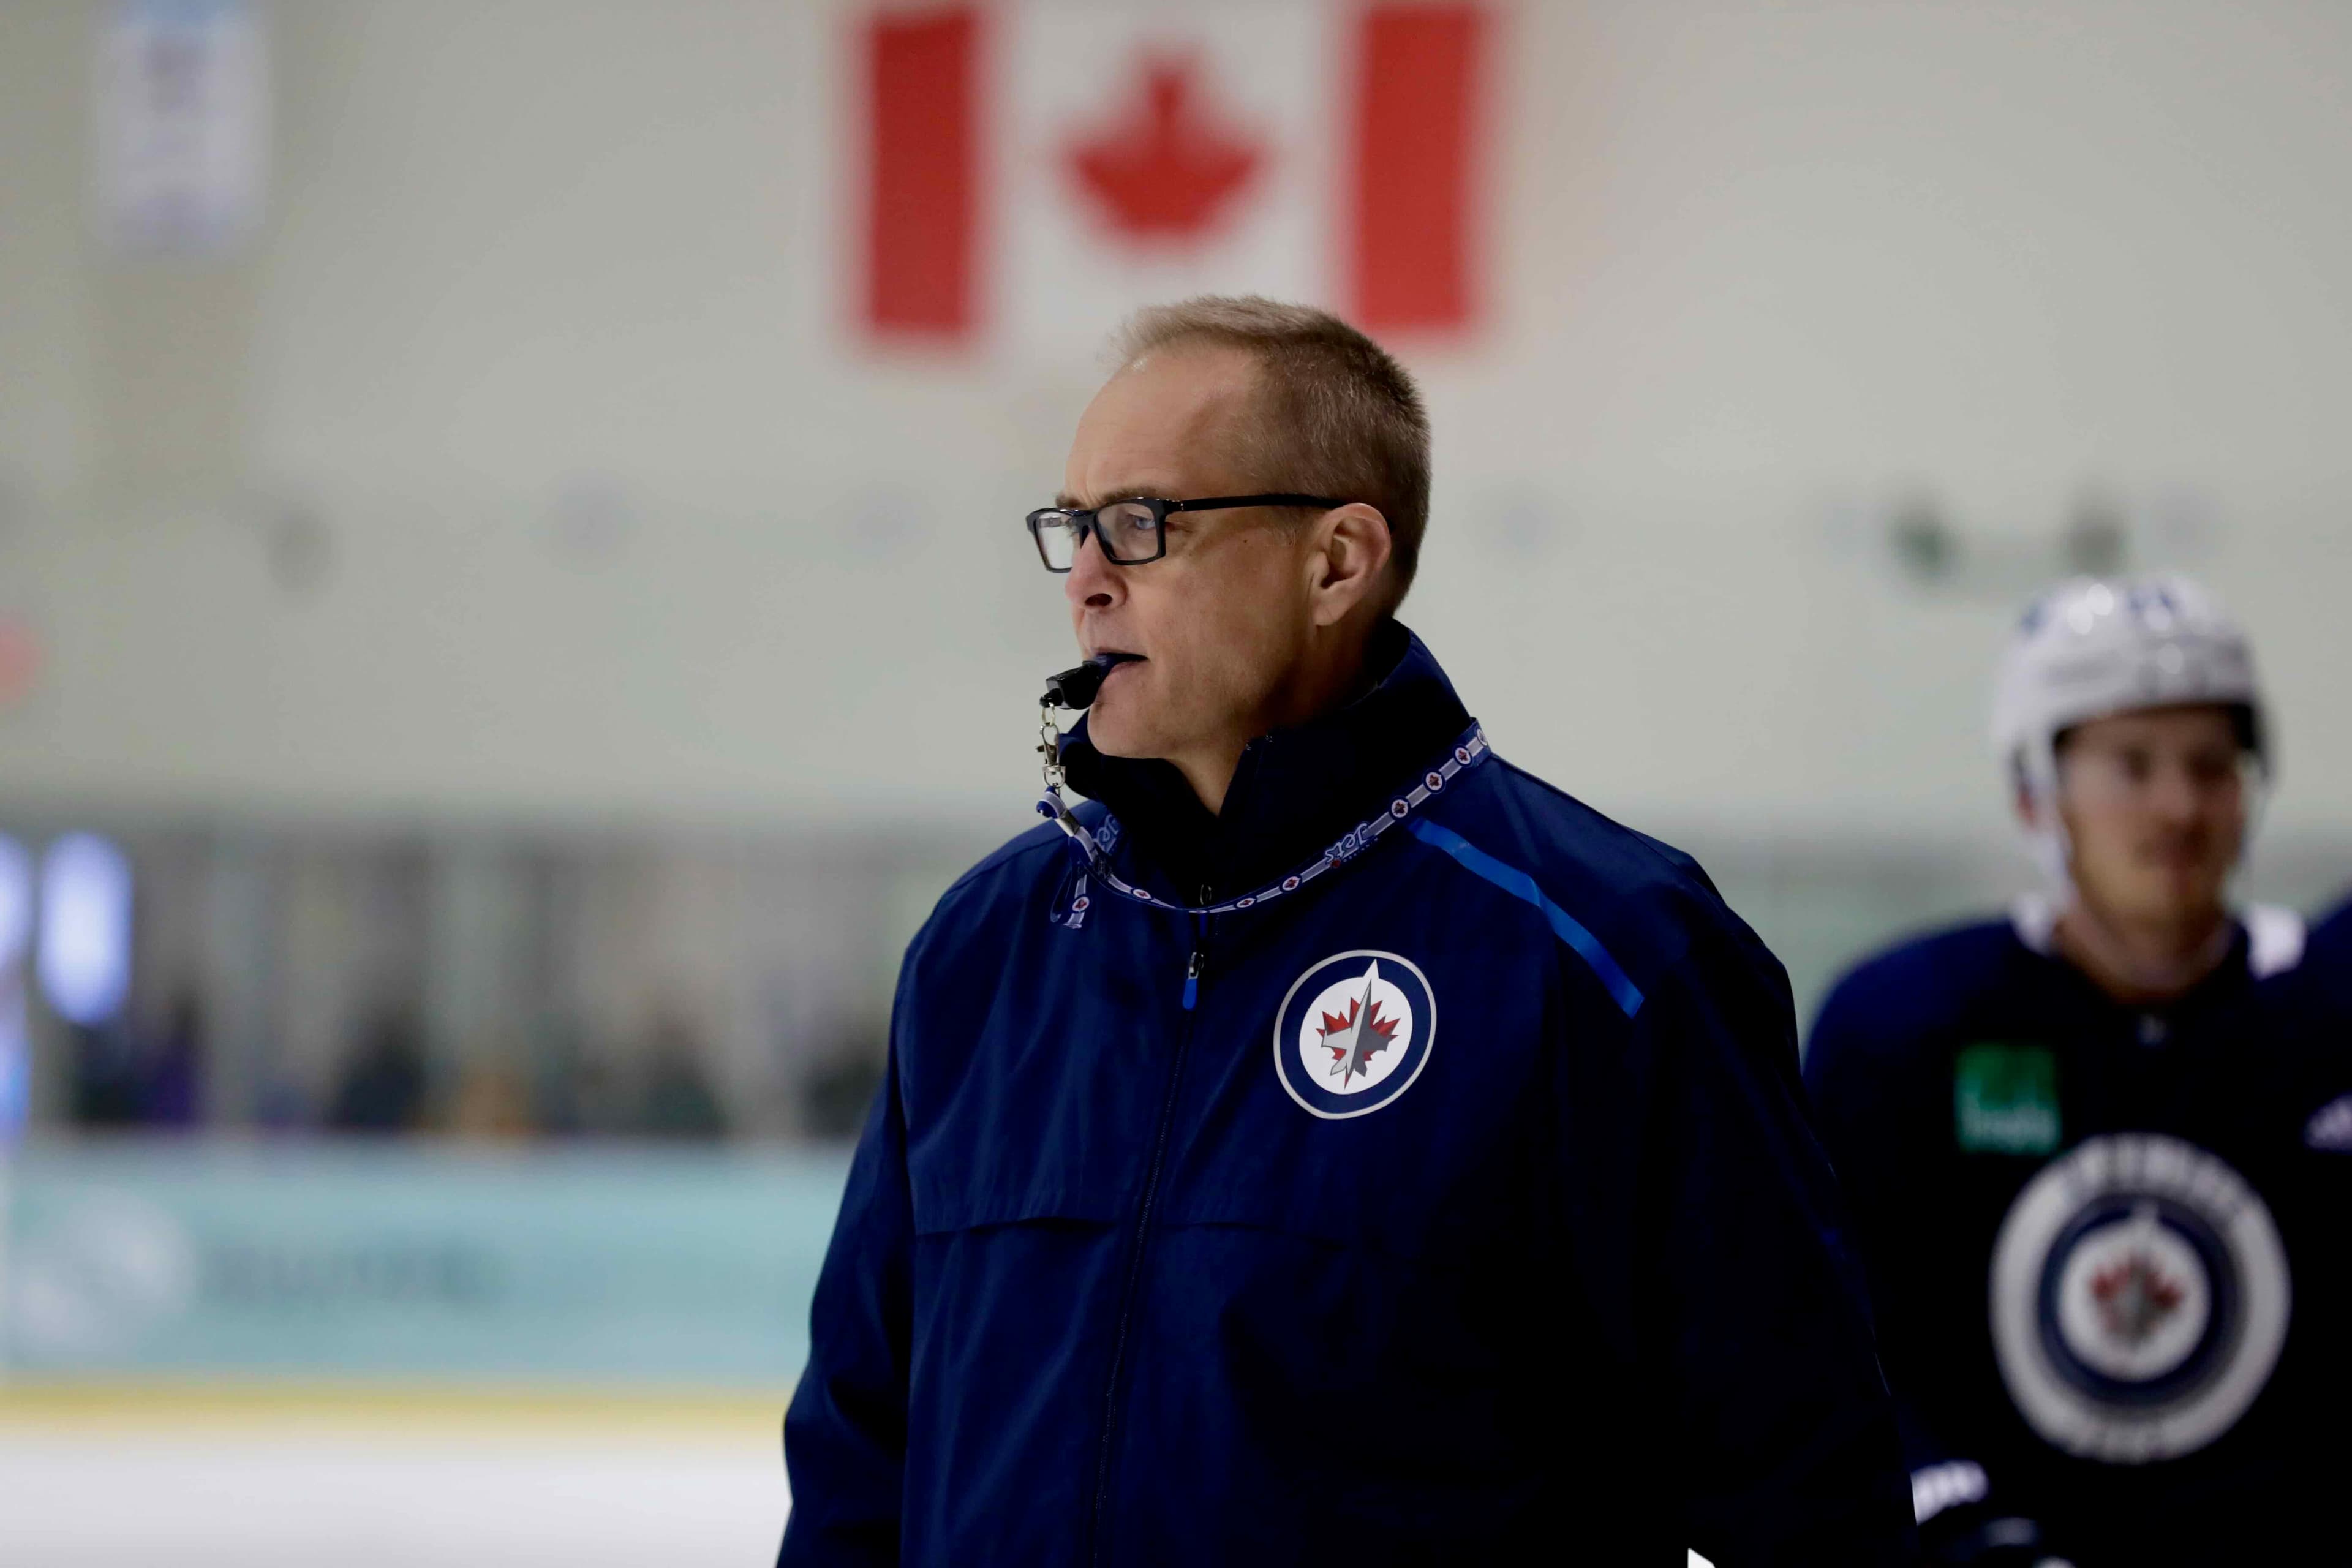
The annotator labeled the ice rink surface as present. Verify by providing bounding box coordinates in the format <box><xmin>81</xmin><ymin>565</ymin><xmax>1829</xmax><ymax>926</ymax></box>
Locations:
<box><xmin>0</xmin><ymin>1389</ymin><xmax>1717</xmax><ymax>1566</ymax></box>
<box><xmin>0</xmin><ymin>1389</ymin><xmax>791</xmax><ymax>1567</ymax></box>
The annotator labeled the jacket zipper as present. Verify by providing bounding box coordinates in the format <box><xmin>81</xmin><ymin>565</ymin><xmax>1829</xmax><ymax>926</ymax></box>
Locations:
<box><xmin>1087</xmin><ymin>902</ymin><xmax>1212</xmax><ymax>1564</ymax></box>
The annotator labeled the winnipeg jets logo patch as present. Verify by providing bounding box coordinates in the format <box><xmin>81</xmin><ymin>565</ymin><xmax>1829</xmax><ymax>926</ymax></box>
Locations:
<box><xmin>1989</xmin><ymin>1133</ymin><xmax>2290</xmax><ymax>1464</ymax></box>
<box><xmin>1272</xmin><ymin>950</ymin><xmax>1436</xmax><ymax>1119</ymax></box>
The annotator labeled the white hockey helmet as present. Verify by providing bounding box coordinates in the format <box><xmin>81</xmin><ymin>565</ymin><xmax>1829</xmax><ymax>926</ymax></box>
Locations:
<box><xmin>1993</xmin><ymin>573</ymin><xmax>2266</xmax><ymax>885</ymax></box>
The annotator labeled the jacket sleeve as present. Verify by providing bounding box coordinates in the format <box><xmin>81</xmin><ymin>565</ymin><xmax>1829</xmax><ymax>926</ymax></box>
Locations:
<box><xmin>1802</xmin><ymin>978</ymin><xmax>2000</xmax><ymax>1559</ymax></box>
<box><xmin>1566</xmin><ymin>915</ymin><xmax>1915</xmax><ymax>1566</ymax></box>
<box><xmin>777</xmin><ymin>986</ymin><xmax>919</xmax><ymax>1565</ymax></box>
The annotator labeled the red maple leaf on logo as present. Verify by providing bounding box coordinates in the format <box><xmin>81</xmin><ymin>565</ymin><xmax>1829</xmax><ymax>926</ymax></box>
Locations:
<box><xmin>1063</xmin><ymin>55</ymin><xmax>1263</xmax><ymax>243</ymax></box>
<box><xmin>2089</xmin><ymin>1253</ymin><xmax>2187</xmax><ymax>1345</ymax></box>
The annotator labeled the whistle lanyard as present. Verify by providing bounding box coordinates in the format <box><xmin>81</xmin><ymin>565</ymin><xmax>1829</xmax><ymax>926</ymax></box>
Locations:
<box><xmin>1035</xmin><ymin>723</ymin><xmax>1492</xmax><ymax>918</ymax></box>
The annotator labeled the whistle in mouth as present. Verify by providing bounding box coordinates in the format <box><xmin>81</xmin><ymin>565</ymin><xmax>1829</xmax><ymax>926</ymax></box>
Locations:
<box><xmin>1041</xmin><ymin>654</ymin><xmax>1126</xmax><ymax>710</ymax></box>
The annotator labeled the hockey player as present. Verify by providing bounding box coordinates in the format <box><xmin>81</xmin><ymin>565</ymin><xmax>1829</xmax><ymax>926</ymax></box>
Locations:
<box><xmin>2301</xmin><ymin>890</ymin><xmax>2352</xmax><ymax>1012</ymax></box>
<box><xmin>1806</xmin><ymin>575</ymin><xmax>2352</xmax><ymax>1565</ymax></box>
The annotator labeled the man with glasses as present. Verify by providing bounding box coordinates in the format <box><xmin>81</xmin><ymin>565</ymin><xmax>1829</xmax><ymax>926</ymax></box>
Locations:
<box><xmin>1806</xmin><ymin>575</ymin><xmax>2351</xmax><ymax>1565</ymax></box>
<box><xmin>782</xmin><ymin>296</ymin><xmax>1910</xmax><ymax>1566</ymax></box>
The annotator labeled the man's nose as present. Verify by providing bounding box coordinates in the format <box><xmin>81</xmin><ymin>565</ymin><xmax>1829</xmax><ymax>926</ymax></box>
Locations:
<box><xmin>2149</xmin><ymin>762</ymin><xmax>2207</xmax><ymax>822</ymax></box>
<box><xmin>1063</xmin><ymin>527</ymin><xmax>1123</xmax><ymax>610</ymax></box>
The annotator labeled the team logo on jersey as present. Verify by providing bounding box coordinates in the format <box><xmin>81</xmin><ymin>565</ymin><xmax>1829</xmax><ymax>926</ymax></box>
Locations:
<box><xmin>1272</xmin><ymin>950</ymin><xmax>1436</xmax><ymax>1119</ymax></box>
<box><xmin>1989</xmin><ymin>1133</ymin><xmax>2291</xmax><ymax>1464</ymax></box>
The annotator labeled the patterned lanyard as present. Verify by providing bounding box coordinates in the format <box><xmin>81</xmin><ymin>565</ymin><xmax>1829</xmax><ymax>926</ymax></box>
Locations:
<box><xmin>1035</xmin><ymin>723</ymin><xmax>1492</xmax><ymax>917</ymax></box>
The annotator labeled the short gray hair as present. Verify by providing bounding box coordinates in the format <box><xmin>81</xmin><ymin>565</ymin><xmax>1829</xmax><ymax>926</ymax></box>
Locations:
<box><xmin>1114</xmin><ymin>296</ymin><xmax>1431</xmax><ymax>609</ymax></box>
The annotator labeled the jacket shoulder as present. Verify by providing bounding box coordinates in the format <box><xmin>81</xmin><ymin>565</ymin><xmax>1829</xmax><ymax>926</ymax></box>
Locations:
<box><xmin>1423</xmin><ymin>758</ymin><xmax>1768</xmax><ymax>1005</ymax></box>
<box><xmin>941</xmin><ymin>817</ymin><xmax>1072</xmax><ymax>901</ymax></box>
<box><xmin>905</xmin><ymin>818</ymin><xmax>1074</xmax><ymax>968</ymax></box>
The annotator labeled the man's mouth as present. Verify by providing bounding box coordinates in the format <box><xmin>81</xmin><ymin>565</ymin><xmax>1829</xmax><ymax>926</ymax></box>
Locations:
<box><xmin>1091</xmin><ymin>650</ymin><xmax>1147</xmax><ymax>681</ymax></box>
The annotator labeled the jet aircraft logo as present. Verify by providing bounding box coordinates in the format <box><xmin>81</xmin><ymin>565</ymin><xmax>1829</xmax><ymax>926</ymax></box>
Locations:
<box><xmin>1273</xmin><ymin>951</ymin><xmax>1435</xmax><ymax>1120</ymax></box>
<box><xmin>1317</xmin><ymin>967</ymin><xmax>1402</xmax><ymax>1084</ymax></box>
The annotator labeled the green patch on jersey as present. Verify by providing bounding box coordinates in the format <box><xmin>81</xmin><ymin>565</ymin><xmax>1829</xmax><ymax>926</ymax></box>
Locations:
<box><xmin>1954</xmin><ymin>1042</ymin><xmax>2060</xmax><ymax>1155</ymax></box>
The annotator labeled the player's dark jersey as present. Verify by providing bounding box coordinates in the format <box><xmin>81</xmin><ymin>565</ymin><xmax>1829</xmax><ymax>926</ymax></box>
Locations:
<box><xmin>2303</xmin><ymin>892</ymin><xmax>2352</xmax><ymax>1017</ymax></box>
<box><xmin>1805</xmin><ymin>905</ymin><xmax>2352</xmax><ymax>1564</ymax></box>
<box><xmin>2286</xmin><ymin>893</ymin><xmax>2352</xmax><ymax>1153</ymax></box>
<box><xmin>2319</xmin><ymin>892</ymin><xmax>2352</xmax><ymax>945</ymax></box>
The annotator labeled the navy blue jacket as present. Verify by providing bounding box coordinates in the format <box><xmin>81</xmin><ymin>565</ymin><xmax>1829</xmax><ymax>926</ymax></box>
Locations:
<box><xmin>1806</xmin><ymin>910</ymin><xmax>2352</xmax><ymax>1564</ymax></box>
<box><xmin>782</xmin><ymin>627</ymin><xmax>1910</xmax><ymax>1566</ymax></box>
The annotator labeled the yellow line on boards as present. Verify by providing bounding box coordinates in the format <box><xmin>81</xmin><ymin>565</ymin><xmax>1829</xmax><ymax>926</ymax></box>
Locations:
<box><xmin>0</xmin><ymin>1381</ymin><xmax>795</xmax><ymax>1437</ymax></box>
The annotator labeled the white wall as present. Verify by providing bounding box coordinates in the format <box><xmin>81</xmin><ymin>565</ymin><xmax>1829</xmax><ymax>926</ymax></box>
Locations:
<box><xmin>1</xmin><ymin>0</ymin><xmax>2347</xmax><ymax>845</ymax></box>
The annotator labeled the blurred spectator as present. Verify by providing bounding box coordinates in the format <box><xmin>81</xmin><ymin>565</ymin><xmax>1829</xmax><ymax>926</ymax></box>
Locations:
<box><xmin>636</xmin><ymin>1013</ymin><xmax>725</xmax><ymax>1140</ymax></box>
<box><xmin>527</xmin><ymin>1016</ymin><xmax>628</xmax><ymax>1136</ymax></box>
<box><xmin>450</xmin><ymin>1057</ymin><xmax>535</xmax><ymax>1139</ymax></box>
<box><xmin>140</xmin><ymin>992</ymin><xmax>205</xmax><ymax>1126</ymax></box>
<box><xmin>328</xmin><ymin>1009</ymin><xmax>429</xmax><ymax>1133</ymax></box>
<box><xmin>527</xmin><ymin>1019</ymin><xmax>588</xmax><ymax>1134</ymax></box>
<box><xmin>67</xmin><ymin>1021</ymin><xmax>144</xmax><ymax>1126</ymax></box>
<box><xmin>67</xmin><ymin>996</ymin><xmax>206</xmax><ymax>1128</ymax></box>
<box><xmin>256</xmin><ymin>1076</ymin><xmax>314</xmax><ymax>1130</ymax></box>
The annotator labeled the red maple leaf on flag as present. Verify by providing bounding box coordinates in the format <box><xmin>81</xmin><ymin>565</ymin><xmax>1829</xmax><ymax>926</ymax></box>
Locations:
<box><xmin>1063</xmin><ymin>55</ymin><xmax>1263</xmax><ymax>243</ymax></box>
<box><xmin>0</xmin><ymin>616</ymin><xmax>40</xmax><ymax>709</ymax></box>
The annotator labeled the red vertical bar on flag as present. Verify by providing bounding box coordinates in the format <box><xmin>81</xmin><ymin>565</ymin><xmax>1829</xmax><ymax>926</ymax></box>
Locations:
<box><xmin>865</xmin><ymin>8</ymin><xmax>980</xmax><ymax>336</ymax></box>
<box><xmin>1349</xmin><ymin>4</ymin><xmax>1483</xmax><ymax>331</ymax></box>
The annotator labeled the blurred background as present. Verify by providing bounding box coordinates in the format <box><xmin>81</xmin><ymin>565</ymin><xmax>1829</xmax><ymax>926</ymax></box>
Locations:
<box><xmin>2</xmin><ymin>0</ymin><xmax>2349</xmax><ymax>1561</ymax></box>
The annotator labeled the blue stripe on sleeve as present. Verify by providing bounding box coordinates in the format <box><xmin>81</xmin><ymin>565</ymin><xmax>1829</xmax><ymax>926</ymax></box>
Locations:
<box><xmin>1404</xmin><ymin>817</ymin><xmax>1646</xmax><ymax>1018</ymax></box>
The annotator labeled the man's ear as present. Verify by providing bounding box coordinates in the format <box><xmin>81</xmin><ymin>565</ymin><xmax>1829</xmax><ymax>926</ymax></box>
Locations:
<box><xmin>1310</xmin><ymin>503</ymin><xmax>1392</xmax><ymax>627</ymax></box>
<box><xmin>2011</xmin><ymin>754</ymin><xmax>2058</xmax><ymax>831</ymax></box>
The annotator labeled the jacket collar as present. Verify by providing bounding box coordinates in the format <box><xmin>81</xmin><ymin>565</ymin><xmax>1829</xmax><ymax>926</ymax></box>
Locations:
<box><xmin>1060</xmin><ymin>621</ymin><xmax>1474</xmax><ymax>899</ymax></box>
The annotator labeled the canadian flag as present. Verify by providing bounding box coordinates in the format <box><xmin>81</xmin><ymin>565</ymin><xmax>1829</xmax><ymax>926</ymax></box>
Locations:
<box><xmin>857</xmin><ymin>1</ymin><xmax>1489</xmax><ymax>355</ymax></box>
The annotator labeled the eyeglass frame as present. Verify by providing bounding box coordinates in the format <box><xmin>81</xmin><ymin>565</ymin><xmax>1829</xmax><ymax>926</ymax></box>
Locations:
<box><xmin>1025</xmin><ymin>493</ymin><xmax>1351</xmax><ymax>572</ymax></box>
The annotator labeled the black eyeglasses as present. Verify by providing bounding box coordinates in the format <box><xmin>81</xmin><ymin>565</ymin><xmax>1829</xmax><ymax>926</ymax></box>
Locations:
<box><xmin>1025</xmin><ymin>494</ymin><xmax>1348</xmax><ymax>572</ymax></box>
